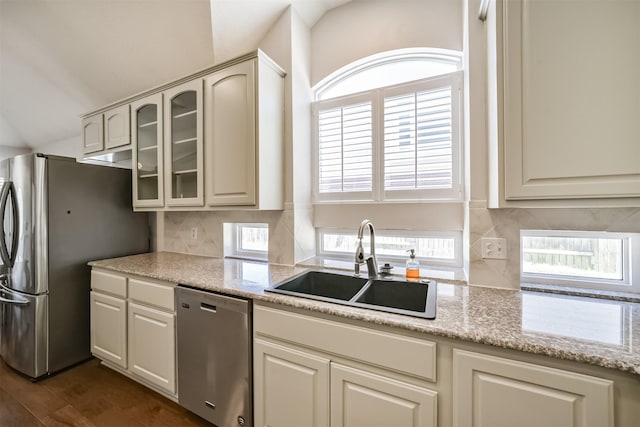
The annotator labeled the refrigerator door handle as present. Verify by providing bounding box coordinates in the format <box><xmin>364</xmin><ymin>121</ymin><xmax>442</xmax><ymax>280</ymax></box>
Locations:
<box><xmin>0</xmin><ymin>181</ymin><xmax>18</xmax><ymax>268</ymax></box>
<box><xmin>0</xmin><ymin>284</ymin><xmax>28</xmax><ymax>306</ymax></box>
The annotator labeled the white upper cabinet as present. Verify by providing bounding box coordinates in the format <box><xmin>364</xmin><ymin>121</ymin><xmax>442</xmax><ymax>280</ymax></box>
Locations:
<box><xmin>104</xmin><ymin>104</ymin><xmax>131</xmax><ymax>150</ymax></box>
<box><xmin>132</xmin><ymin>93</ymin><xmax>164</xmax><ymax>208</ymax></box>
<box><xmin>488</xmin><ymin>0</ymin><xmax>640</xmax><ymax>205</ymax></box>
<box><xmin>164</xmin><ymin>80</ymin><xmax>204</xmax><ymax>207</ymax></box>
<box><xmin>204</xmin><ymin>55</ymin><xmax>284</xmax><ymax>209</ymax></box>
<box><xmin>80</xmin><ymin>50</ymin><xmax>284</xmax><ymax>211</ymax></box>
<box><xmin>82</xmin><ymin>114</ymin><xmax>104</xmax><ymax>154</ymax></box>
<box><xmin>83</xmin><ymin>105</ymin><xmax>131</xmax><ymax>155</ymax></box>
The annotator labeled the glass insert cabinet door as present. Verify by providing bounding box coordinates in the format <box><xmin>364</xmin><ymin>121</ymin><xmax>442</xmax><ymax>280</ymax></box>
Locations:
<box><xmin>131</xmin><ymin>93</ymin><xmax>164</xmax><ymax>208</ymax></box>
<box><xmin>163</xmin><ymin>80</ymin><xmax>204</xmax><ymax>206</ymax></box>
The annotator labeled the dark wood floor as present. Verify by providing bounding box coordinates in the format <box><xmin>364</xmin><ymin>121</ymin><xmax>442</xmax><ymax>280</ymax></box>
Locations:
<box><xmin>0</xmin><ymin>357</ymin><xmax>211</xmax><ymax>427</ymax></box>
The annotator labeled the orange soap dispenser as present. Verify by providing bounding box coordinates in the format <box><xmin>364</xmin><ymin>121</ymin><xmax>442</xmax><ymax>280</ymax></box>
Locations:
<box><xmin>405</xmin><ymin>249</ymin><xmax>420</xmax><ymax>280</ymax></box>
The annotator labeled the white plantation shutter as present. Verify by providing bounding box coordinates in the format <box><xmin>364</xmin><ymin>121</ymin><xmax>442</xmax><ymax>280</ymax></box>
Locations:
<box><xmin>313</xmin><ymin>72</ymin><xmax>461</xmax><ymax>202</ymax></box>
<box><xmin>317</xmin><ymin>100</ymin><xmax>373</xmax><ymax>196</ymax></box>
<box><xmin>384</xmin><ymin>87</ymin><xmax>453</xmax><ymax>191</ymax></box>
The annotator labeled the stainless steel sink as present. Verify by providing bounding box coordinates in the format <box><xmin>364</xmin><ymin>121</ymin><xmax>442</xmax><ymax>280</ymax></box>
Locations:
<box><xmin>267</xmin><ymin>270</ymin><xmax>436</xmax><ymax>319</ymax></box>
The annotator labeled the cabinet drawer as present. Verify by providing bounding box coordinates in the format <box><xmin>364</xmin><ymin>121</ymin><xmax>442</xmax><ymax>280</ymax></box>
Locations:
<box><xmin>91</xmin><ymin>269</ymin><xmax>126</xmax><ymax>298</ymax></box>
<box><xmin>255</xmin><ymin>304</ymin><xmax>436</xmax><ymax>382</ymax></box>
<box><xmin>128</xmin><ymin>277</ymin><xmax>175</xmax><ymax>311</ymax></box>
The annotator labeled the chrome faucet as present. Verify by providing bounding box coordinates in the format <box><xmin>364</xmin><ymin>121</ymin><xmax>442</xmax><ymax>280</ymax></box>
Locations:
<box><xmin>355</xmin><ymin>219</ymin><xmax>378</xmax><ymax>278</ymax></box>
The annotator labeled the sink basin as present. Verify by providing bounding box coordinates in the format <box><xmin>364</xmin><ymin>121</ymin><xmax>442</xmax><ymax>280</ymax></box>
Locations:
<box><xmin>269</xmin><ymin>271</ymin><xmax>368</xmax><ymax>301</ymax></box>
<box><xmin>352</xmin><ymin>279</ymin><xmax>436</xmax><ymax>318</ymax></box>
<box><xmin>267</xmin><ymin>271</ymin><xmax>437</xmax><ymax>319</ymax></box>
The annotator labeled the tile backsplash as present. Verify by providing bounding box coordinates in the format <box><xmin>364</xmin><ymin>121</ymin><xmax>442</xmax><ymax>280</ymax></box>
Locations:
<box><xmin>469</xmin><ymin>204</ymin><xmax>640</xmax><ymax>289</ymax></box>
<box><xmin>158</xmin><ymin>201</ymin><xmax>639</xmax><ymax>290</ymax></box>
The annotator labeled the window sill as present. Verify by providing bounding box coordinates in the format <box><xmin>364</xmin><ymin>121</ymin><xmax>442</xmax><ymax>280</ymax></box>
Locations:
<box><xmin>298</xmin><ymin>256</ymin><xmax>467</xmax><ymax>285</ymax></box>
<box><xmin>521</xmin><ymin>282</ymin><xmax>640</xmax><ymax>304</ymax></box>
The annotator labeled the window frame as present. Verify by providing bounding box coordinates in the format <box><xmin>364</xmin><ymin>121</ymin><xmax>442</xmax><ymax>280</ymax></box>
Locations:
<box><xmin>317</xmin><ymin>228</ymin><xmax>463</xmax><ymax>269</ymax></box>
<box><xmin>312</xmin><ymin>72</ymin><xmax>463</xmax><ymax>204</ymax></box>
<box><xmin>520</xmin><ymin>230</ymin><xmax>640</xmax><ymax>293</ymax></box>
<box><xmin>228</xmin><ymin>223</ymin><xmax>269</xmax><ymax>261</ymax></box>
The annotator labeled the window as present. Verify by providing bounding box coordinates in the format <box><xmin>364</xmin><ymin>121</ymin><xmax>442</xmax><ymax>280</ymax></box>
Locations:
<box><xmin>521</xmin><ymin>230</ymin><xmax>640</xmax><ymax>293</ymax></box>
<box><xmin>312</xmin><ymin>49</ymin><xmax>463</xmax><ymax>203</ymax></box>
<box><xmin>318</xmin><ymin>229</ymin><xmax>462</xmax><ymax>268</ymax></box>
<box><xmin>225</xmin><ymin>223</ymin><xmax>269</xmax><ymax>261</ymax></box>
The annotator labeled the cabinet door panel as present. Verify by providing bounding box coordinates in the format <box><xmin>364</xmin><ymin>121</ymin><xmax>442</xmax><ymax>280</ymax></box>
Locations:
<box><xmin>104</xmin><ymin>104</ymin><xmax>131</xmax><ymax>149</ymax></box>
<box><xmin>90</xmin><ymin>292</ymin><xmax>126</xmax><ymax>368</ymax></box>
<box><xmin>164</xmin><ymin>80</ymin><xmax>204</xmax><ymax>207</ymax></box>
<box><xmin>501</xmin><ymin>0</ymin><xmax>640</xmax><ymax>200</ymax></box>
<box><xmin>453</xmin><ymin>349</ymin><xmax>613</xmax><ymax>427</ymax></box>
<box><xmin>254</xmin><ymin>339</ymin><xmax>329</xmax><ymax>427</ymax></box>
<box><xmin>128</xmin><ymin>302</ymin><xmax>175</xmax><ymax>394</ymax></box>
<box><xmin>132</xmin><ymin>93</ymin><xmax>164</xmax><ymax>208</ymax></box>
<box><xmin>82</xmin><ymin>114</ymin><xmax>104</xmax><ymax>154</ymax></box>
<box><xmin>204</xmin><ymin>60</ymin><xmax>256</xmax><ymax>206</ymax></box>
<box><xmin>331</xmin><ymin>363</ymin><xmax>437</xmax><ymax>427</ymax></box>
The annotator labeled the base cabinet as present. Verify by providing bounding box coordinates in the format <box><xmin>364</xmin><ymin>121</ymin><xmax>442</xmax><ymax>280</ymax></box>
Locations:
<box><xmin>253</xmin><ymin>303</ymin><xmax>438</xmax><ymax>427</ymax></box>
<box><xmin>90</xmin><ymin>269</ymin><xmax>177</xmax><ymax>398</ymax></box>
<box><xmin>254</xmin><ymin>339</ymin><xmax>330</xmax><ymax>427</ymax></box>
<box><xmin>90</xmin><ymin>292</ymin><xmax>127</xmax><ymax>369</ymax></box>
<box><xmin>331</xmin><ymin>363</ymin><xmax>437</xmax><ymax>427</ymax></box>
<box><xmin>128</xmin><ymin>302</ymin><xmax>176</xmax><ymax>394</ymax></box>
<box><xmin>453</xmin><ymin>349</ymin><xmax>613</xmax><ymax>427</ymax></box>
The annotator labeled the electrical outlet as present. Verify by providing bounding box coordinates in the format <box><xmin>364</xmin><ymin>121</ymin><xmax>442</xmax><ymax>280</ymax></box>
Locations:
<box><xmin>191</xmin><ymin>227</ymin><xmax>198</xmax><ymax>240</ymax></box>
<box><xmin>481</xmin><ymin>237</ymin><xmax>507</xmax><ymax>260</ymax></box>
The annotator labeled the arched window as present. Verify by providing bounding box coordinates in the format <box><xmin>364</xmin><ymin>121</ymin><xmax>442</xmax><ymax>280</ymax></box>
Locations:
<box><xmin>314</xmin><ymin>48</ymin><xmax>462</xmax><ymax>101</ymax></box>
<box><xmin>312</xmin><ymin>48</ymin><xmax>463</xmax><ymax>203</ymax></box>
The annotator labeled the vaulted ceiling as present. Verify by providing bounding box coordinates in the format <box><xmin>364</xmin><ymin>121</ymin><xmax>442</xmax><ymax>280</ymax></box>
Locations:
<box><xmin>0</xmin><ymin>0</ymin><xmax>350</xmax><ymax>149</ymax></box>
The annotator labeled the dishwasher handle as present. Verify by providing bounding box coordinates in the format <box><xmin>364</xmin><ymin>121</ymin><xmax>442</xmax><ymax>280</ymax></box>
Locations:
<box><xmin>176</xmin><ymin>286</ymin><xmax>251</xmax><ymax>315</ymax></box>
<box><xmin>200</xmin><ymin>302</ymin><xmax>217</xmax><ymax>313</ymax></box>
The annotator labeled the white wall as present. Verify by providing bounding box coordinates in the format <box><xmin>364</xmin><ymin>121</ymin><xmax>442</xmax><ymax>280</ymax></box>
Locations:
<box><xmin>311</xmin><ymin>0</ymin><xmax>463</xmax><ymax>86</ymax></box>
<box><xmin>0</xmin><ymin>145</ymin><xmax>31</xmax><ymax>161</ymax></box>
<box><xmin>32</xmin><ymin>134</ymin><xmax>83</xmax><ymax>159</ymax></box>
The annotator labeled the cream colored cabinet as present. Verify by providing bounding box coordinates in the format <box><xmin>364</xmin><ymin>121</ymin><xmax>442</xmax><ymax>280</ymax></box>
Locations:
<box><xmin>204</xmin><ymin>54</ymin><xmax>284</xmax><ymax>209</ymax></box>
<box><xmin>487</xmin><ymin>0</ymin><xmax>640</xmax><ymax>205</ymax></box>
<box><xmin>453</xmin><ymin>349</ymin><xmax>614</xmax><ymax>427</ymax></box>
<box><xmin>132</xmin><ymin>93</ymin><xmax>164</xmax><ymax>208</ymax></box>
<box><xmin>82</xmin><ymin>114</ymin><xmax>104</xmax><ymax>154</ymax></box>
<box><xmin>90</xmin><ymin>291</ymin><xmax>127</xmax><ymax>369</ymax></box>
<box><xmin>254</xmin><ymin>338</ymin><xmax>330</xmax><ymax>427</ymax></box>
<box><xmin>104</xmin><ymin>104</ymin><xmax>131</xmax><ymax>150</ymax></box>
<box><xmin>332</xmin><ymin>363</ymin><xmax>437</xmax><ymax>427</ymax></box>
<box><xmin>82</xmin><ymin>105</ymin><xmax>131</xmax><ymax>155</ymax></box>
<box><xmin>164</xmin><ymin>79</ymin><xmax>203</xmax><ymax>207</ymax></box>
<box><xmin>253</xmin><ymin>303</ymin><xmax>438</xmax><ymax>427</ymax></box>
<box><xmin>81</xmin><ymin>50</ymin><xmax>284</xmax><ymax>211</ymax></box>
<box><xmin>90</xmin><ymin>269</ymin><xmax>177</xmax><ymax>398</ymax></box>
<box><xmin>128</xmin><ymin>302</ymin><xmax>175</xmax><ymax>394</ymax></box>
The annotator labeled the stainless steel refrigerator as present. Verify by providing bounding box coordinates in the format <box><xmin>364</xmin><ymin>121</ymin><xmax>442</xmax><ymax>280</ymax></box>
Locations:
<box><xmin>0</xmin><ymin>153</ymin><xmax>149</xmax><ymax>379</ymax></box>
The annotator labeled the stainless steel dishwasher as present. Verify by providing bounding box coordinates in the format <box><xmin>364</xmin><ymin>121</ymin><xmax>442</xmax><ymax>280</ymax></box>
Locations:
<box><xmin>176</xmin><ymin>285</ymin><xmax>252</xmax><ymax>427</ymax></box>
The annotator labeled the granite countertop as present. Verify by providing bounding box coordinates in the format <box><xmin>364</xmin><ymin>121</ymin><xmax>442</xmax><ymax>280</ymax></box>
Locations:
<box><xmin>89</xmin><ymin>251</ymin><xmax>640</xmax><ymax>376</ymax></box>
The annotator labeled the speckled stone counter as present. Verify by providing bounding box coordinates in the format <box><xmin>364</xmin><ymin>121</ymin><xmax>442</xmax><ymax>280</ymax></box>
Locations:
<box><xmin>89</xmin><ymin>251</ymin><xmax>640</xmax><ymax>376</ymax></box>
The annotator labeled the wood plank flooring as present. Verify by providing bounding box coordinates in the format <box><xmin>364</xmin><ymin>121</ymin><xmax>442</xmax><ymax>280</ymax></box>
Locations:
<box><xmin>0</xmin><ymin>357</ymin><xmax>212</xmax><ymax>427</ymax></box>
